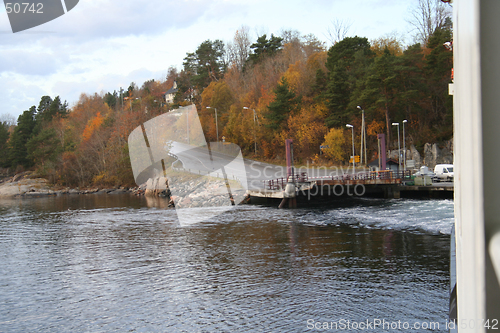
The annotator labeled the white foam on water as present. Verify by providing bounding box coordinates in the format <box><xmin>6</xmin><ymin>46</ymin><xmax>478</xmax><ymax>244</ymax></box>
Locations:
<box><xmin>320</xmin><ymin>199</ymin><xmax>455</xmax><ymax>234</ymax></box>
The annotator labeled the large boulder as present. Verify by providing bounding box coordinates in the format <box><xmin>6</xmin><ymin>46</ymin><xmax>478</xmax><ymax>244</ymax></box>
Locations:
<box><xmin>0</xmin><ymin>178</ymin><xmax>50</xmax><ymax>197</ymax></box>
<box><xmin>422</xmin><ymin>139</ymin><xmax>454</xmax><ymax>169</ymax></box>
<box><xmin>144</xmin><ymin>176</ymin><xmax>170</xmax><ymax>197</ymax></box>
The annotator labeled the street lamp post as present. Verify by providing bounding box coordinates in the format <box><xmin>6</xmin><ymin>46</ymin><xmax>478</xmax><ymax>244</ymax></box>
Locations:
<box><xmin>402</xmin><ymin>119</ymin><xmax>407</xmax><ymax>173</ymax></box>
<box><xmin>346</xmin><ymin>124</ymin><xmax>355</xmax><ymax>174</ymax></box>
<box><xmin>392</xmin><ymin>122</ymin><xmax>401</xmax><ymax>173</ymax></box>
<box><xmin>206</xmin><ymin>106</ymin><xmax>219</xmax><ymax>143</ymax></box>
<box><xmin>243</xmin><ymin>107</ymin><xmax>257</xmax><ymax>154</ymax></box>
<box><xmin>357</xmin><ymin>106</ymin><xmax>367</xmax><ymax>165</ymax></box>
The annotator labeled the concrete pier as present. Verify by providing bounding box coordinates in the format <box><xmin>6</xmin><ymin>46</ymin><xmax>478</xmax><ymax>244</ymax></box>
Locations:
<box><xmin>246</xmin><ymin>177</ymin><xmax>454</xmax><ymax>205</ymax></box>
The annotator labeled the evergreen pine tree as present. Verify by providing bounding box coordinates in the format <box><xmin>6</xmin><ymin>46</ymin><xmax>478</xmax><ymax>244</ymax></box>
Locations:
<box><xmin>265</xmin><ymin>77</ymin><xmax>301</xmax><ymax>130</ymax></box>
<box><xmin>247</xmin><ymin>34</ymin><xmax>284</xmax><ymax>65</ymax></box>
<box><xmin>362</xmin><ymin>47</ymin><xmax>402</xmax><ymax>150</ymax></box>
<box><xmin>0</xmin><ymin>121</ymin><xmax>10</xmax><ymax>168</ymax></box>
<box><xmin>323</xmin><ymin>36</ymin><xmax>373</xmax><ymax>128</ymax></box>
<box><xmin>9</xmin><ymin>106</ymin><xmax>36</xmax><ymax>168</ymax></box>
<box><xmin>26</xmin><ymin>127</ymin><xmax>61</xmax><ymax>167</ymax></box>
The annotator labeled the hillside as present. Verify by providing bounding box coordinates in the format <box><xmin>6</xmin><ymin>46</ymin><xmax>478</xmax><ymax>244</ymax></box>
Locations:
<box><xmin>0</xmin><ymin>27</ymin><xmax>453</xmax><ymax>188</ymax></box>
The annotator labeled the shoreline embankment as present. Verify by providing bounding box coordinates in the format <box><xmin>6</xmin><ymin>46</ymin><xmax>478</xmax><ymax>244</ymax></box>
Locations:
<box><xmin>0</xmin><ymin>172</ymin><xmax>248</xmax><ymax>209</ymax></box>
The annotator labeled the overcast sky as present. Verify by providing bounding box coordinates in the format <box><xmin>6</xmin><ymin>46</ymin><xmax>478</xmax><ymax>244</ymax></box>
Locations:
<box><xmin>0</xmin><ymin>0</ymin><xmax>415</xmax><ymax>120</ymax></box>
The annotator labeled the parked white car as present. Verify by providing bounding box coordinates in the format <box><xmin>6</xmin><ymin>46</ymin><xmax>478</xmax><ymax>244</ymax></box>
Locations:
<box><xmin>434</xmin><ymin>164</ymin><xmax>454</xmax><ymax>182</ymax></box>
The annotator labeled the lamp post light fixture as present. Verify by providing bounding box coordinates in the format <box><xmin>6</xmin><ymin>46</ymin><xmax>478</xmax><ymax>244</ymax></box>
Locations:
<box><xmin>206</xmin><ymin>106</ymin><xmax>219</xmax><ymax>143</ymax></box>
<box><xmin>243</xmin><ymin>107</ymin><xmax>257</xmax><ymax>154</ymax></box>
<box><xmin>346</xmin><ymin>124</ymin><xmax>355</xmax><ymax>173</ymax></box>
<box><xmin>392</xmin><ymin>122</ymin><xmax>401</xmax><ymax>173</ymax></box>
<box><xmin>402</xmin><ymin>119</ymin><xmax>408</xmax><ymax>173</ymax></box>
<box><xmin>357</xmin><ymin>106</ymin><xmax>367</xmax><ymax>166</ymax></box>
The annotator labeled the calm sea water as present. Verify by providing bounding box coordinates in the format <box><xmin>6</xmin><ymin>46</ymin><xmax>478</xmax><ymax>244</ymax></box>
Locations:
<box><xmin>0</xmin><ymin>195</ymin><xmax>453</xmax><ymax>332</ymax></box>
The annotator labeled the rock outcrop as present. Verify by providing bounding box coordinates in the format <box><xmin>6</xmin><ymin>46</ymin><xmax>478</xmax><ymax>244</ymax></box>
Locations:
<box><xmin>422</xmin><ymin>140</ymin><xmax>453</xmax><ymax>168</ymax></box>
<box><xmin>143</xmin><ymin>176</ymin><xmax>174</xmax><ymax>207</ymax></box>
<box><xmin>0</xmin><ymin>178</ymin><xmax>51</xmax><ymax>197</ymax></box>
<box><xmin>388</xmin><ymin>139</ymin><xmax>453</xmax><ymax>170</ymax></box>
<box><xmin>142</xmin><ymin>175</ymin><xmax>246</xmax><ymax>209</ymax></box>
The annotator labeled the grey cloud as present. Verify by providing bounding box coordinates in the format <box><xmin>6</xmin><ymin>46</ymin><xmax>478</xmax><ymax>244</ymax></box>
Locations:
<box><xmin>0</xmin><ymin>49</ymin><xmax>66</xmax><ymax>76</ymax></box>
<box><xmin>48</xmin><ymin>1</ymin><xmax>215</xmax><ymax>39</ymax></box>
<box><xmin>52</xmin><ymin>67</ymin><xmax>167</xmax><ymax>104</ymax></box>
<box><xmin>0</xmin><ymin>0</ymin><xmax>248</xmax><ymax>46</ymax></box>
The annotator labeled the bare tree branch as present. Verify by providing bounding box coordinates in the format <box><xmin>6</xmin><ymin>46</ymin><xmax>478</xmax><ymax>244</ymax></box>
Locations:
<box><xmin>0</xmin><ymin>114</ymin><xmax>16</xmax><ymax>126</ymax></box>
<box><xmin>227</xmin><ymin>25</ymin><xmax>252</xmax><ymax>72</ymax></box>
<box><xmin>325</xmin><ymin>18</ymin><xmax>353</xmax><ymax>46</ymax></box>
<box><xmin>407</xmin><ymin>0</ymin><xmax>452</xmax><ymax>45</ymax></box>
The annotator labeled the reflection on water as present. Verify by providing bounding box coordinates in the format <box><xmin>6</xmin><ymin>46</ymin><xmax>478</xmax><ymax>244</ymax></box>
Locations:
<box><xmin>0</xmin><ymin>195</ymin><xmax>452</xmax><ymax>332</ymax></box>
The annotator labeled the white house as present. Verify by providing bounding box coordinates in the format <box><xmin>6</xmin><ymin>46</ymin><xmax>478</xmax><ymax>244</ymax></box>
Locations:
<box><xmin>164</xmin><ymin>81</ymin><xmax>178</xmax><ymax>104</ymax></box>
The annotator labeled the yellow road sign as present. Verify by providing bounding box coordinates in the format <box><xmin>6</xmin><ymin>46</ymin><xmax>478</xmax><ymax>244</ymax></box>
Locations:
<box><xmin>349</xmin><ymin>156</ymin><xmax>360</xmax><ymax>163</ymax></box>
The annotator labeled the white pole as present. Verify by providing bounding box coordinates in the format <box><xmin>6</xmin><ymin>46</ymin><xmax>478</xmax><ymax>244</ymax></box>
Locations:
<box><xmin>243</xmin><ymin>107</ymin><xmax>257</xmax><ymax>154</ymax></box>
<box><xmin>397</xmin><ymin>125</ymin><xmax>401</xmax><ymax>173</ymax></box>
<box><xmin>253</xmin><ymin>109</ymin><xmax>257</xmax><ymax>154</ymax></box>
<box><xmin>357</xmin><ymin>106</ymin><xmax>367</xmax><ymax>166</ymax></box>
<box><xmin>363</xmin><ymin>111</ymin><xmax>367</xmax><ymax>165</ymax></box>
<box><xmin>403</xmin><ymin>120</ymin><xmax>407</xmax><ymax>173</ymax></box>
<box><xmin>347</xmin><ymin>124</ymin><xmax>355</xmax><ymax>174</ymax></box>
<box><xmin>392</xmin><ymin>122</ymin><xmax>400</xmax><ymax>174</ymax></box>
<box><xmin>215</xmin><ymin>108</ymin><xmax>218</xmax><ymax>143</ymax></box>
<box><xmin>361</xmin><ymin>110</ymin><xmax>364</xmax><ymax>166</ymax></box>
<box><xmin>207</xmin><ymin>106</ymin><xmax>219</xmax><ymax>143</ymax></box>
<box><xmin>352</xmin><ymin>126</ymin><xmax>355</xmax><ymax>174</ymax></box>
<box><xmin>186</xmin><ymin>108</ymin><xmax>189</xmax><ymax>144</ymax></box>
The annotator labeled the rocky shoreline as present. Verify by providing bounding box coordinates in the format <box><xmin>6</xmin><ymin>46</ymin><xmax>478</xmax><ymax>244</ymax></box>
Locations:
<box><xmin>0</xmin><ymin>172</ymin><xmax>146</xmax><ymax>198</ymax></box>
<box><xmin>0</xmin><ymin>172</ymin><xmax>249</xmax><ymax>209</ymax></box>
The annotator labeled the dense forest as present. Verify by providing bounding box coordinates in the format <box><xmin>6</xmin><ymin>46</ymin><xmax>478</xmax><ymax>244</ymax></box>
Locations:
<box><xmin>0</xmin><ymin>21</ymin><xmax>453</xmax><ymax>188</ymax></box>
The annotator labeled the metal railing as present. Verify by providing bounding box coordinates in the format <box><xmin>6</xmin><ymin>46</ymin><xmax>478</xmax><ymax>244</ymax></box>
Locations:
<box><xmin>265</xmin><ymin>170</ymin><xmax>411</xmax><ymax>190</ymax></box>
<box><xmin>266</xmin><ymin>172</ymin><xmax>308</xmax><ymax>190</ymax></box>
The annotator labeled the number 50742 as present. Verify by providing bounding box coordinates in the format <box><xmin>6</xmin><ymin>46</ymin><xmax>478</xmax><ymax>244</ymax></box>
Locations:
<box><xmin>5</xmin><ymin>3</ymin><xmax>44</xmax><ymax>14</ymax></box>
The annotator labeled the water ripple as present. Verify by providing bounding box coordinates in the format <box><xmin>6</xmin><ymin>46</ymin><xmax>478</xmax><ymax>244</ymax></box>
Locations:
<box><xmin>0</xmin><ymin>195</ymin><xmax>451</xmax><ymax>332</ymax></box>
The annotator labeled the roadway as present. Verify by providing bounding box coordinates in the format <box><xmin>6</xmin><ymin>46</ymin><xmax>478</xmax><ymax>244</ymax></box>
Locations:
<box><xmin>170</xmin><ymin>142</ymin><xmax>286</xmax><ymax>190</ymax></box>
<box><xmin>169</xmin><ymin>142</ymin><xmax>364</xmax><ymax>190</ymax></box>
<box><xmin>169</xmin><ymin>142</ymin><xmax>455</xmax><ymax>191</ymax></box>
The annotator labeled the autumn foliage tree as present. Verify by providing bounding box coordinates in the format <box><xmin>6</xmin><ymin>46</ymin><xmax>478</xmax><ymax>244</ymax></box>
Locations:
<box><xmin>3</xmin><ymin>23</ymin><xmax>454</xmax><ymax>184</ymax></box>
<box><xmin>322</xmin><ymin>127</ymin><xmax>346</xmax><ymax>162</ymax></box>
